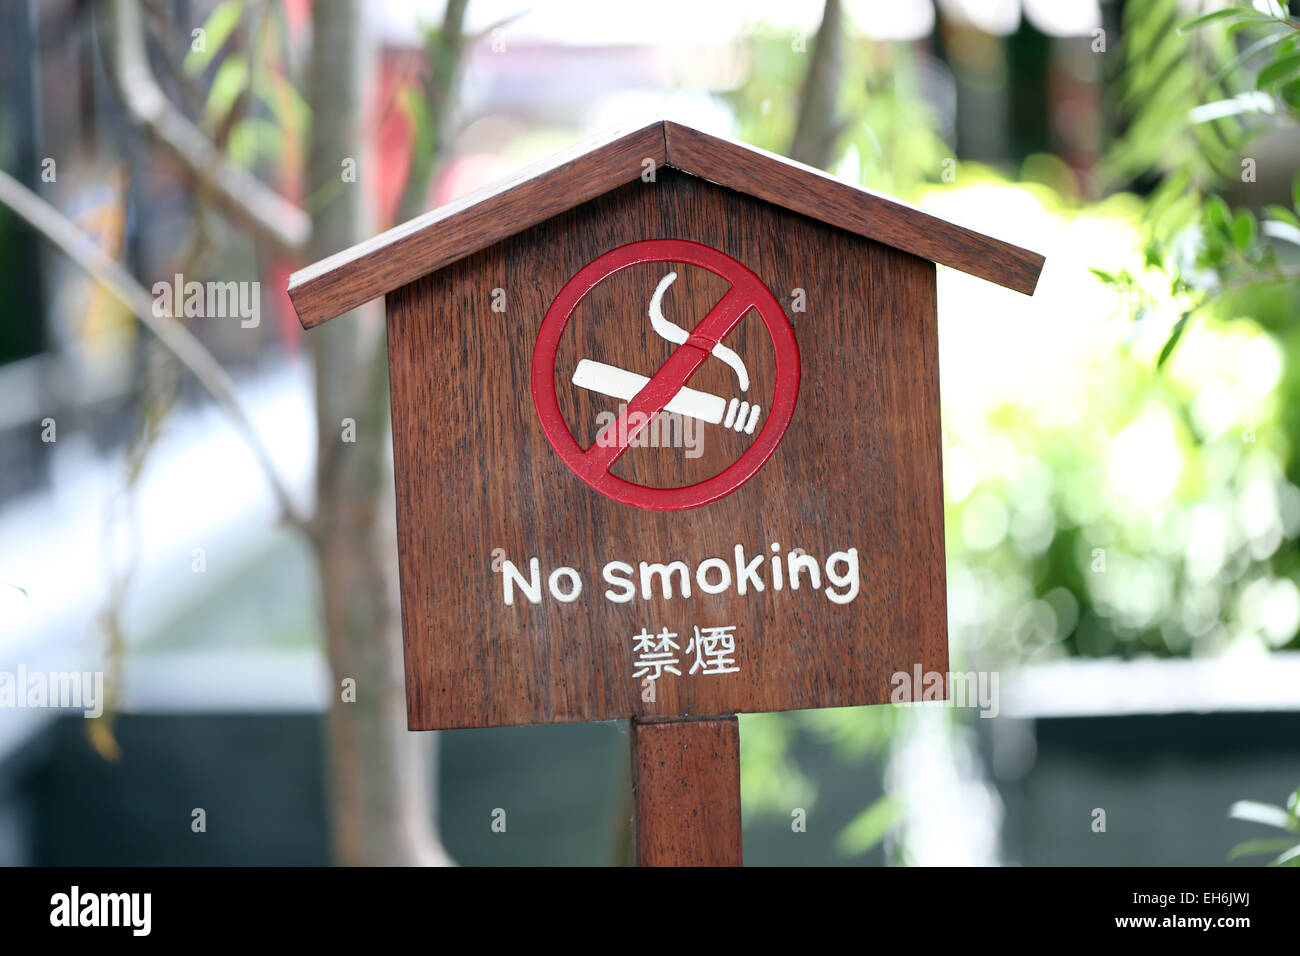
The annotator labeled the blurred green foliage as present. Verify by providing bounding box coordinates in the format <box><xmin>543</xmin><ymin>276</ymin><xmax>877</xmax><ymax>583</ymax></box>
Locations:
<box><xmin>1102</xmin><ymin>1</ymin><xmax>1300</xmax><ymax>365</ymax></box>
<box><xmin>183</xmin><ymin>0</ymin><xmax>306</xmax><ymax>172</ymax></box>
<box><xmin>734</xmin><ymin>5</ymin><xmax>1300</xmax><ymax>861</ymax></box>
<box><xmin>934</xmin><ymin>174</ymin><xmax>1297</xmax><ymax>664</ymax></box>
<box><xmin>1097</xmin><ymin>0</ymin><xmax>1300</xmax><ymax>652</ymax></box>
<box><xmin>1105</xmin><ymin>1</ymin><xmax>1300</xmax><ymax>868</ymax></box>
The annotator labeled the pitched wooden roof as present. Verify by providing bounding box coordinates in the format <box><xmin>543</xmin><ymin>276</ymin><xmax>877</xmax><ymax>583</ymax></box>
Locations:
<box><xmin>289</xmin><ymin>120</ymin><xmax>1044</xmax><ymax>329</ymax></box>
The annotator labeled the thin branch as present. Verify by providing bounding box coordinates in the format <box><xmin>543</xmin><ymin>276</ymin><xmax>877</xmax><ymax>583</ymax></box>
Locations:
<box><xmin>0</xmin><ymin>168</ymin><xmax>311</xmax><ymax>534</ymax></box>
<box><xmin>107</xmin><ymin>0</ymin><xmax>310</xmax><ymax>257</ymax></box>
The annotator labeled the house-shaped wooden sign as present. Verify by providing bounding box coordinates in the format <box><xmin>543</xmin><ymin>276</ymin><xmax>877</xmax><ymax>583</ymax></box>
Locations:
<box><xmin>289</xmin><ymin>120</ymin><xmax>1043</xmax><ymax>866</ymax></box>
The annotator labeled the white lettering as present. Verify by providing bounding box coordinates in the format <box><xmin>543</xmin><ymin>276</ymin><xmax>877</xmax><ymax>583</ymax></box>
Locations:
<box><xmin>639</xmin><ymin>561</ymin><xmax>692</xmax><ymax>600</ymax></box>
<box><xmin>547</xmin><ymin>566</ymin><xmax>582</xmax><ymax>602</ymax></box>
<box><xmin>501</xmin><ymin>557</ymin><xmax>541</xmax><ymax>605</ymax></box>
<box><xmin>824</xmin><ymin>549</ymin><xmax>860</xmax><ymax>604</ymax></box>
<box><xmin>494</xmin><ymin>543</ymin><xmax>865</xmax><ymax>607</ymax></box>
<box><xmin>602</xmin><ymin>561</ymin><xmax>637</xmax><ymax>602</ymax></box>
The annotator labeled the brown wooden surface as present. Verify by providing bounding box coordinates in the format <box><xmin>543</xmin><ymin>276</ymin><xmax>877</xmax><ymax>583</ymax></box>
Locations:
<box><xmin>633</xmin><ymin>716</ymin><xmax>742</xmax><ymax>867</ymax></box>
<box><xmin>663</xmin><ymin>121</ymin><xmax>1044</xmax><ymax>296</ymax></box>
<box><xmin>292</xmin><ymin>121</ymin><xmax>1044</xmax><ymax>329</ymax></box>
<box><xmin>289</xmin><ymin>121</ymin><xmax>667</xmax><ymax>328</ymax></box>
<box><xmin>387</xmin><ymin>168</ymin><xmax>948</xmax><ymax>730</ymax></box>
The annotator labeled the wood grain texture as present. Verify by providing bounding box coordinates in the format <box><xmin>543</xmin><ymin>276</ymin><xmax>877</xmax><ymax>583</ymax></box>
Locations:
<box><xmin>291</xmin><ymin>121</ymin><xmax>1045</xmax><ymax>330</ymax></box>
<box><xmin>289</xmin><ymin>121</ymin><xmax>668</xmax><ymax>328</ymax></box>
<box><xmin>662</xmin><ymin>121</ymin><xmax>1044</xmax><ymax>296</ymax></box>
<box><xmin>633</xmin><ymin>716</ymin><xmax>742</xmax><ymax>867</ymax></box>
<box><xmin>386</xmin><ymin>168</ymin><xmax>948</xmax><ymax>730</ymax></box>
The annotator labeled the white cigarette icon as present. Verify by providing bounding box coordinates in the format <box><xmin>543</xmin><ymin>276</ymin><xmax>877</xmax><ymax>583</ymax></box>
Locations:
<box><xmin>572</xmin><ymin>359</ymin><xmax>761</xmax><ymax>434</ymax></box>
<box><xmin>570</xmin><ymin>272</ymin><xmax>761</xmax><ymax>436</ymax></box>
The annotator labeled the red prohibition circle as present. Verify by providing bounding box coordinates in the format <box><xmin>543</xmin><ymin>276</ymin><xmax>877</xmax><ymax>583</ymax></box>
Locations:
<box><xmin>531</xmin><ymin>239</ymin><xmax>800</xmax><ymax>511</ymax></box>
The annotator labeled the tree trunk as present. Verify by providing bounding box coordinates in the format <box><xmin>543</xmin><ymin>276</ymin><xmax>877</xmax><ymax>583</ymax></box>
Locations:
<box><xmin>305</xmin><ymin>0</ymin><xmax>450</xmax><ymax>866</ymax></box>
<box><xmin>789</xmin><ymin>0</ymin><xmax>845</xmax><ymax>170</ymax></box>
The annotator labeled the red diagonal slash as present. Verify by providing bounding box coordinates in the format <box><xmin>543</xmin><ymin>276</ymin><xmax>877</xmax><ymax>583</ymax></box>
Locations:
<box><xmin>577</xmin><ymin>281</ymin><xmax>756</xmax><ymax>480</ymax></box>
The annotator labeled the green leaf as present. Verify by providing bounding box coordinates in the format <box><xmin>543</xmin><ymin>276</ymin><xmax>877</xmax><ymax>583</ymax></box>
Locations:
<box><xmin>226</xmin><ymin>117</ymin><xmax>283</xmax><ymax>169</ymax></box>
<box><xmin>399</xmin><ymin>82</ymin><xmax>434</xmax><ymax>175</ymax></box>
<box><xmin>182</xmin><ymin>0</ymin><xmax>245</xmax><ymax>76</ymax></box>
<box><xmin>1293</xmin><ymin>171</ymin><xmax>1300</xmax><ymax>212</ymax></box>
<box><xmin>1227</xmin><ymin>17</ymin><xmax>1280</xmax><ymax>36</ymax></box>
<box><xmin>1257</xmin><ymin>50</ymin><xmax>1300</xmax><ymax>89</ymax></box>
<box><xmin>1212</xmin><ymin>30</ymin><xmax>1291</xmax><ymax>84</ymax></box>
<box><xmin>1228</xmin><ymin>837</ymin><xmax>1298</xmax><ymax>860</ymax></box>
<box><xmin>1272</xmin><ymin>844</ymin><xmax>1300</xmax><ymax>866</ymax></box>
<box><xmin>1158</xmin><ymin>312</ymin><xmax>1192</xmax><ymax>368</ymax></box>
<box><xmin>1143</xmin><ymin>241</ymin><xmax>1165</xmax><ymax>270</ymax></box>
<box><xmin>1266</xmin><ymin>204</ymin><xmax>1300</xmax><ymax>227</ymax></box>
<box><xmin>1205</xmin><ymin>195</ymin><xmax>1233</xmax><ymax>238</ymax></box>
<box><xmin>1281</xmin><ymin>79</ymin><xmax>1300</xmax><ymax>112</ymax></box>
<box><xmin>1089</xmin><ymin>267</ymin><xmax>1120</xmax><ymax>285</ymax></box>
<box><xmin>1224</xmin><ymin>10</ymin><xmax>1286</xmax><ymax>35</ymax></box>
<box><xmin>1179</xmin><ymin>7</ymin><xmax>1239</xmax><ymax>31</ymax></box>
<box><xmin>1232</xmin><ymin>208</ymin><xmax>1258</xmax><ymax>249</ymax></box>
<box><xmin>254</xmin><ymin>71</ymin><xmax>309</xmax><ymax>139</ymax></box>
<box><xmin>204</xmin><ymin>54</ymin><xmax>249</xmax><ymax>125</ymax></box>
<box><xmin>836</xmin><ymin>795</ymin><xmax>903</xmax><ymax>856</ymax></box>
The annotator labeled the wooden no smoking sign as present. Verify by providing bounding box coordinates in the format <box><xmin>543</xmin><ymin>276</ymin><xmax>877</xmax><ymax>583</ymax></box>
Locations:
<box><xmin>289</xmin><ymin>121</ymin><xmax>1044</xmax><ymax>865</ymax></box>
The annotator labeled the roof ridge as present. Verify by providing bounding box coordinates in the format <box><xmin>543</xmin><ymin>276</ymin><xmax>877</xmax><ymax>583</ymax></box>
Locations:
<box><xmin>289</xmin><ymin>120</ymin><xmax>1042</xmax><ymax>329</ymax></box>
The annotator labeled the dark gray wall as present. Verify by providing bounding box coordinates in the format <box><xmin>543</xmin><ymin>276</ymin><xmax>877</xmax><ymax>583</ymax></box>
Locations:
<box><xmin>2</xmin><ymin>710</ymin><xmax>1294</xmax><ymax>866</ymax></box>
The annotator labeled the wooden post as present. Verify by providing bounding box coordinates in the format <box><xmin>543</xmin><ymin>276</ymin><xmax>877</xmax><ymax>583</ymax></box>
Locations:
<box><xmin>632</xmin><ymin>715</ymin><xmax>743</xmax><ymax>866</ymax></box>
